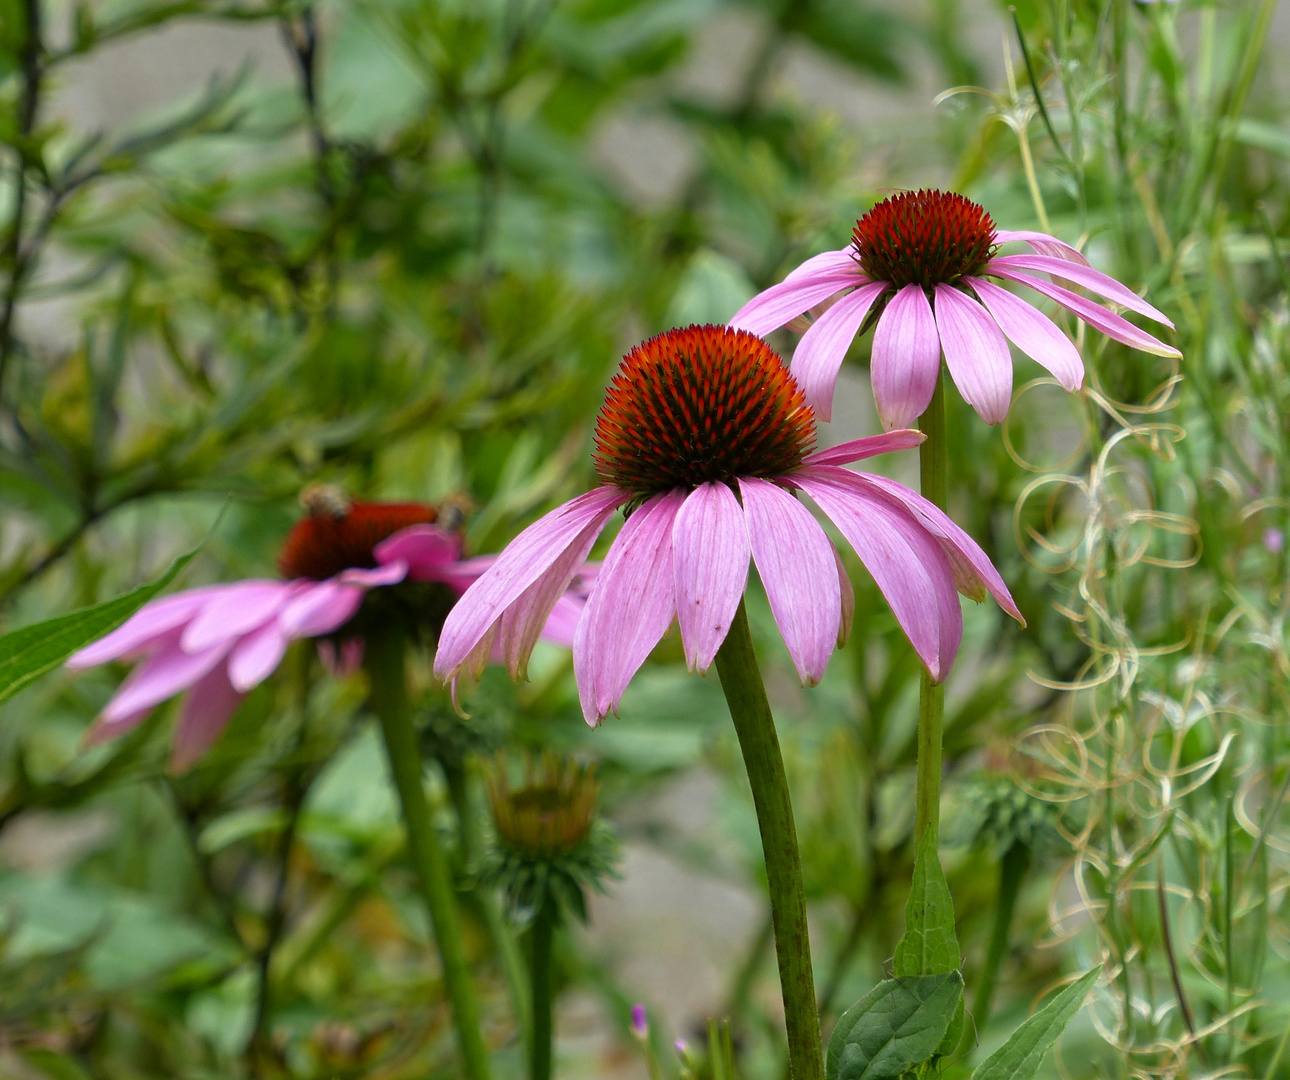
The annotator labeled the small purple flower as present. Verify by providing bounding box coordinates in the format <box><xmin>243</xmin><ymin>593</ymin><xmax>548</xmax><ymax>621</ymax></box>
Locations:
<box><xmin>630</xmin><ymin>1003</ymin><xmax>649</xmax><ymax>1040</ymax></box>
<box><xmin>1265</xmin><ymin>527</ymin><xmax>1285</xmax><ymax>554</ymax></box>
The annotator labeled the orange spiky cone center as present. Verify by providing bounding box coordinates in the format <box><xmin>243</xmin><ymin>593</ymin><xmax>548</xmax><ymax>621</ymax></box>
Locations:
<box><xmin>593</xmin><ymin>325</ymin><xmax>816</xmax><ymax>495</ymax></box>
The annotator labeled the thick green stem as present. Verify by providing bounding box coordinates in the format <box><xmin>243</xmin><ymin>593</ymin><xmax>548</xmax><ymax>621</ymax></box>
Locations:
<box><xmin>971</xmin><ymin>843</ymin><xmax>1030</xmax><ymax>1032</ymax></box>
<box><xmin>714</xmin><ymin>600</ymin><xmax>824</xmax><ymax>1080</ymax></box>
<box><xmin>365</xmin><ymin>629</ymin><xmax>493</xmax><ymax>1080</ymax></box>
<box><xmin>916</xmin><ymin>374</ymin><xmax>948</xmax><ymax>845</ymax></box>
<box><xmin>529</xmin><ymin>900</ymin><xmax>556</xmax><ymax>1080</ymax></box>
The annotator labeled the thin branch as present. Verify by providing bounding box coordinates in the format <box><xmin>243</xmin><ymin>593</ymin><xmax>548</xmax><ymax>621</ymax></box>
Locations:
<box><xmin>0</xmin><ymin>0</ymin><xmax>45</xmax><ymax>399</ymax></box>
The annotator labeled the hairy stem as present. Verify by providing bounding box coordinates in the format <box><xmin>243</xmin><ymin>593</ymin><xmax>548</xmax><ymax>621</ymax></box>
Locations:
<box><xmin>365</xmin><ymin>629</ymin><xmax>493</xmax><ymax>1080</ymax></box>
<box><xmin>915</xmin><ymin>373</ymin><xmax>948</xmax><ymax>845</ymax></box>
<box><xmin>714</xmin><ymin>599</ymin><xmax>824</xmax><ymax>1080</ymax></box>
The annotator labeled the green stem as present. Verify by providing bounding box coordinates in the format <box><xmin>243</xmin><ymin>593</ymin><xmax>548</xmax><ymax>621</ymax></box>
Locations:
<box><xmin>714</xmin><ymin>600</ymin><xmax>824</xmax><ymax>1080</ymax></box>
<box><xmin>971</xmin><ymin>843</ymin><xmax>1030</xmax><ymax>1032</ymax></box>
<box><xmin>445</xmin><ymin>761</ymin><xmax>534</xmax><ymax>1057</ymax></box>
<box><xmin>915</xmin><ymin>373</ymin><xmax>948</xmax><ymax>845</ymax></box>
<box><xmin>529</xmin><ymin>899</ymin><xmax>556</xmax><ymax>1080</ymax></box>
<box><xmin>365</xmin><ymin>629</ymin><xmax>493</xmax><ymax>1080</ymax></box>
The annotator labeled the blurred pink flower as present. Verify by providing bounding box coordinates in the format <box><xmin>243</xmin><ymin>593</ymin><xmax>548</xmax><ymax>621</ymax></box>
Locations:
<box><xmin>68</xmin><ymin>497</ymin><xmax>585</xmax><ymax>771</ymax></box>
<box><xmin>435</xmin><ymin>326</ymin><xmax>1022</xmax><ymax>726</ymax></box>
<box><xmin>730</xmin><ymin>189</ymin><xmax>1180</xmax><ymax>427</ymax></box>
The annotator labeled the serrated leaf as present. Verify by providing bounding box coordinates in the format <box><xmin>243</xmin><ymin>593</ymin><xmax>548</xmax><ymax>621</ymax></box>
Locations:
<box><xmin>971</xmin><ymin>965</ymin><xmax>1102</xmax><ymax>1080</ymax></box>
<box><xmin>827</xmin><ymin>972</ymin><xmax>964</xmax><ymax>1080</ymax></box>
<box><xmin>0</xmin><ymin>548</ymin><xmax>198</xmax><ymax>706</ymax></box>
<box><xmin>894</xmin><ymin>829</ymin><xmax>961</xmax><ymax>976</ymax></box>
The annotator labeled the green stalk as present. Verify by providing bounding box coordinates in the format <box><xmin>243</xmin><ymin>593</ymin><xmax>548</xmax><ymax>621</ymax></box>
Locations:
<box><xmin>971</xmin><ymin>843</ymin><xmax>1030</xmax><ymax>1032</ymax></box>
<box><xmin>529</xmin><ymin>899</ymin><xmax>556</xmax><ymax>1080</ymax></box>
<box><xmin>915</xmin><ymin>373</ymin><xmax>948</xmax><ymax>845</ymax></box>
<box><xmin>365</xmin><ymin>629</ymin><xmax>493</xmax><ymax>1080</ymax></box>
<box><xmin>444</xmin><ymin>760</ymin><xmax>534</xmax><ymax>1058</ymax></box>
<box><xmin>714</xmin><ymin>600</ymin><xmax>824</xmax><ymax>1080</ymax></box>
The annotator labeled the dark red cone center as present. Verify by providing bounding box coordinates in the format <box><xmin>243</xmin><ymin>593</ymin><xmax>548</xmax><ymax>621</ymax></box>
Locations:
<box><xmin>852</xmin><ymin>189</ymin><xmax>997</xmax><ymax>289</ymax></box>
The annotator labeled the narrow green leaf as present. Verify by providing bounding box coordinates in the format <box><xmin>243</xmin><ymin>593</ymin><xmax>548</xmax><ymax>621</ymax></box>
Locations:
<box><xmin>970</xmin><ymin>965</ymin><xmax>1102</xmax><ymax>1080</ymax></box>
<box><xmin>0</xmin><ymin>548</ymin><xmax>198</xmax><ymax>705</ymax></box>
<box><xmin>894</xmin><ymin>829</ymin><xmax>961</xmax><ymax>976</ymax></box>
<box><xmin>827</xmin><ymin>972</ymin><xmax>964</xmax><ymax>1080</ymax></box>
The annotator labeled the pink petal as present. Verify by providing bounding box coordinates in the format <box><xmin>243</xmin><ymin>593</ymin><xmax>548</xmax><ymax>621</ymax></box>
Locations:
<box><xmin>434</xmin><ymin>487</ymin><xmax>627</xmax><ymax>684</ymax></box>
<box><xmin>737</xmin><ymin>478</ymin><xmax>839</xmax><ymax>686</ymax></box>
<box><xmin>279</xmin><ymin>580</ymin><xmax>365</xmax><ymax>638</ymax></box>
<box><xmin>338</xmin><ymin>562</ymin><xmax>408</xmax><ymax>587</ymax></box>
<box><xmin>729</xmin><ymin>272</ymin><xmax>867</xmax><ymax>338</ymax></box>
<box><xmin>804</xmin><ymin>430</ymin><xmax>925</xmax><ymax>467</ymax></box>
<box><xmin>573</xmin><ymin>491</ymin><xmax>682</xmax><ymax>724</ymax></box>
<box><xmin>792</xmin><ymin>466</ymin><xmax>961</xmax><ymax>681</ymax></box>
<box><xmin>993</xmin><ymin>229</ymin><xmax>1090</xmax><ymax>265</ymax></box>
<box><xmin>99</xmin><ymin>640</ymin><xmax>232</xmax><ymax>725</ymax></box>
<box><xmin>170</xmin><ymin>663</ymin><xmax>245</xmax><ymax>772</ymax></box>
<box><xmin>536</xmin><ymin>594</ymin><xmax>585</xmax><ymax>650</ymax></box>
<box><xmin>180</xmin><ymin>581</ymin><xmax>292</xmax><ymax>653</ymax></box>
<box><xmin>672</xmin><ymin>482</ymin><xmax>750</xmax><ymax>675</ymax></box>
<box><xmin>990</xmin><ymin>268</ymin><xmax>1182</xmax><ymax>358</ymax></box>
<box><xmin>67</xmin><ymin>587</ymin><xmax>226</xmax><ymax>668</ymax></box>
<box><xmin>833</xmin><ymin>543</ymin><xmax>855</xmax><ymax>649</ymax></box>
<box><xmin>933</xmin><ymin>284</ymin><xmax>1013</xmax><ymax>425</ymax></box>
<box><xmin>987</xmin><ymin>253</ymin><xmax>1173</xmax><ymax>327</ymax></box>
<box><xmin>434</xmin><ymin>554</ymin><xmax>497</xmax><ymax>596</ymax></box>
<box><xmin>785</xmin><ymin>248</ymin><xmax>860</xmax><ymax>282</ymax></box>
<box><xmin>870</xmin><ymin>283</ymin><xmax>942</xmax><ymax>429</ymax></box>
<box><xmin>374</xmin><ymin>524</ymin><xmax>463</xmax><ymax>581</ymax></box>
<box><xmin>790</xmin><ymin>281</ymin><xmax>889</xmax><ymax>421</ymax></box>
<box><xmin>845</xmin><ymin>470</ymin><xmax>1023</xmax><ymax>624</ymax></box>
<box><xmin>228</xmin><ymin>620</ymin><xmax>290</xmax><ymax>692</ymax></box>
<box><xmin>967</xmin><ymin>277</ymin><xmax>1083</xmax><ymax>392</ymax></box>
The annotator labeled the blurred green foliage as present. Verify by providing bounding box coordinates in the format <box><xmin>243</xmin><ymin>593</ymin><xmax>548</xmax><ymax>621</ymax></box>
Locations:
<box><xmin>0</xmin><ymin>0</ymin><xmax>1288</xmax><ymax>1078</ymax></box>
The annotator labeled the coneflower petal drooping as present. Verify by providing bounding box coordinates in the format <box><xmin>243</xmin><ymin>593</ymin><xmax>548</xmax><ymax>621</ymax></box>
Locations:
<box><xmin>730</xmin><ymin>188</ymin><xmax>1181</xmax><ymax>427</ymax></box>
<box><xmin>67</xmin><ymin>492</ymin><xmax>587</xmax><ymax>770</ymax></box>
<box><xmin>435</xmin><ymin>325</ymin><xmax>1023</xmax><ymax>725</ymax></box>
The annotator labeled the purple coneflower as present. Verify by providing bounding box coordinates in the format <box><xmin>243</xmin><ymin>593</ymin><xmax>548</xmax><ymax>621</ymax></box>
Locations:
<box><xmin>730</xmin><ymin>189</ymin><xmax>1180</xmax><ymax>427</ymax></box>
<box><xmin>435</xmin><ymin>325</ymin><xmax>1022</xmax><ymax>725</ymax></box>
<box><xmin>68</xmin><ymin>491</ymin><xmax>583</xmax><ymax>770</ymax></box>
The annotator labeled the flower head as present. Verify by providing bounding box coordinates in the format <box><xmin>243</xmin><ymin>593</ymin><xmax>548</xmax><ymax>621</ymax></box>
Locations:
<box><xmin>484</xmin><ymin>753</ymin><xmax>619</xmax><ymax>923</ymax></box>
<box><xmin>66</xmin><ymin>491</ymin><xmax>580</xmax><ymax>771</ymax></box>
<box><xmin>488</xmin><ymin>754</ymin><xmax>600</xmax><ymax>861</ymax></box>
<box><xmin>435</xmin><ymin>325</ymin><xmax>1023</xmax><ymax>725</ymax></box>
<box><xmin>730</xmin><ymin>188</ymin><xmax>1181</xmax><ymax>427</ymax></box>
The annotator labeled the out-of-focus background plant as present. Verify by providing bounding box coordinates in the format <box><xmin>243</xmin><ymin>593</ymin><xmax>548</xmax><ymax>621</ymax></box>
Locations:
<box><xmin>0</xmin><ymin>0</ymin><xmax>1287</xmax><ymax>1077</ymax></box>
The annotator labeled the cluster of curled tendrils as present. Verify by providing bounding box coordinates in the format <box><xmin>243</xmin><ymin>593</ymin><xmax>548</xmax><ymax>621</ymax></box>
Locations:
<box><xmin>999</xmin><ymin>359</ymin><xmax>1290</xmax><ymax>1077</ymax></box>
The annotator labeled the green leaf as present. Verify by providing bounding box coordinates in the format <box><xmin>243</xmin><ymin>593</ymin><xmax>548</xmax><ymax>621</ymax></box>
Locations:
<box><xmin>970</xmin><ymin>965</ymin><xmax>1102</xmax><ymax>1080</ymax></box>
<box><xmin>894</xmin><ymin>829</ymin><xmax>961</xmax><ymax>976</ymax></box>
<box><xmin>827</xmin><ymin>972</ymin><xmax>964</xmax><ymax>1080</ymax></box>
<box><xmin>0</xmin><ymin>548</ymin><xmax>198</xmax><ymax>706</ymax></box>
